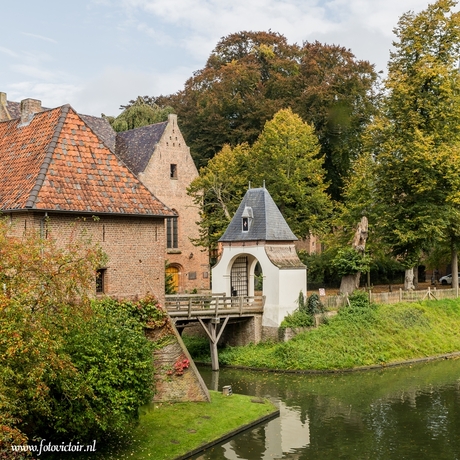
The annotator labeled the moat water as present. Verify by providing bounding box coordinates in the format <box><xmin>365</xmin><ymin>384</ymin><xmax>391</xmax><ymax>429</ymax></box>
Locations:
<box><xmin>193</xmin><ymin>359</ymin><xmax>460</xmax><ymax>459</ymax></box>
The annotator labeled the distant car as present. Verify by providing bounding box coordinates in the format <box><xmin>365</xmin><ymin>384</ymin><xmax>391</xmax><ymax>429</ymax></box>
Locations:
<box><xmin>439</xmin><ymin>274</ymin><xmax>460</xmax><ymax>285</ymax></box>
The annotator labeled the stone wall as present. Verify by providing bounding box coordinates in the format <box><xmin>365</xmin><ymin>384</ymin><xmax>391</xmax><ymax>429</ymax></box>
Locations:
<box><xmin>219</xmin><ymin>316</ymin><xmax>263</xmax><ymax>346</ymax></box>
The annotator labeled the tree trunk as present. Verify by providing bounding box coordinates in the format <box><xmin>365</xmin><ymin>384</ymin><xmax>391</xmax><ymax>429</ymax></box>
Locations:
<box><xmin>339</xmin><ymin>216</ymin><xmax>368</xmax><ymax>296</ymax></box>
<box><xmin>340</xmin><ymin>273</ymin><xmax>361</xmax><ymax>296</ymax></box>
<box><xmin>404</xmin><ymin>267</ymin><xmax>415</xmax><ymax>291</ymax></box>
<box><xmin>451</xmin><ymin>239</ymin><xmax>458</xmax><ymax>298</ymax></box>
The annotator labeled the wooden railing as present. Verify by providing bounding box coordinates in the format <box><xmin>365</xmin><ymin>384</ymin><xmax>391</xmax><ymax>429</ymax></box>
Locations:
<box><xmin>165</xmin><ymin>293</ymin><xmax>265</xmax><ymax>319</ymax></box>
<box><xmin>321</xmin><ymin>286</ymin><xmax>458</xmax><ymax>310</ymax></box>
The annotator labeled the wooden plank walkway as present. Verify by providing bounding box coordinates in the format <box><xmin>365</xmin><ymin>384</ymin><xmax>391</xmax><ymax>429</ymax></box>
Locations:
<box><xmin>165</xmin><ymin>293</ymin><xmax>265</xmax><ymax>371</ymax></box>
<box><xmin>165</xmin><ymin>293</ymin><xmax>265</xmax><ymax>319</ymax></box>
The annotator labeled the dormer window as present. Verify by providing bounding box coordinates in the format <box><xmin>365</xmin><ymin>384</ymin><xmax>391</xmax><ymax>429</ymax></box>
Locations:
<box><xmin>242</xmin><ymin>206</ymin><xmax>253</xmax><ymax>232</ymax></box>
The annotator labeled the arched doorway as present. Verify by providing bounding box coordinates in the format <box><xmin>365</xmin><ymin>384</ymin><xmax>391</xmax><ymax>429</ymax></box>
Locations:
<box><xmin>166</xmin><ymin>264</ymin><xmax>181</xmax><ymax>293</ymax></box>
<box><xmin>254</xmin><ymin>261</ymin><xmax>263</xmax><ymax>294</ymax></box>
<box><xmin>230</xmin><ymin>255</ymin><xmax>264</xmax><ymax>298</ymax></box>
<box><xmin>231</xmin><ymin>256</ymin><xmax>248</xmax><ymax>297</ymax></box>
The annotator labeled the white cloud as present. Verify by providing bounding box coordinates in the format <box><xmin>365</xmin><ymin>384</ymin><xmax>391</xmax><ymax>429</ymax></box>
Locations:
<box><xmin>71</xmin><ymin>66</ymin><xmax>194</xmax><ymax>116</ymax></box>
<box><xmin>0</xmin><ymin>46</ymin><xmax>20</xmax><ymax>58</ymax></box>
<box><xmin>3</xmin><ymin>0</ymin><xmax>449</xmax><ymax>116</ymax></box>
<box><xmin>7</xmin><ymin>82</ymin><xmax>80</xmax><ymax>109</ymax></box>
<box><xmin>114</xmin><ymin>0</ymin><xmax>435</xmax><ymax>67</ymax></box>
<box><xmin>10</xmin><ymin>65</ymin><xmax>61</xmax><ymax>82</ymax></box>
<box><xmin>21</xmin><ymin>32</ymin><xmax>57</xmax><ymax>44</ymax></box>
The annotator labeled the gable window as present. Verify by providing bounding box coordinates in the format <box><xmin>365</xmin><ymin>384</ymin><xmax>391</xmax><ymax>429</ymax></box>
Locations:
<box><xmin>167</xmin><ymin>217</ymin><xmax>178</xmax><ymax>248</ymax></box>
<box><xmin>170</xmin><ymin>164</ymin><xmax>178</xmax><ymax>179</ymax></box>
<box><xmin>96</xmin><ymin>268</ymin><xmax>107</xmax><ymax>294</ymax></box>
<box><xmin>241</xmin><ymin>206</ymin><xmax>253</xmax><ymax>232</ymax></box>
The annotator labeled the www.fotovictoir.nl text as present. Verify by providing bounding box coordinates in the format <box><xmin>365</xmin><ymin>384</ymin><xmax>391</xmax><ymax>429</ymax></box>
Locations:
<box><xmin>11</xmin><ymin>440</ymin><xmax>96</xmax><ymax>456</ymax></box>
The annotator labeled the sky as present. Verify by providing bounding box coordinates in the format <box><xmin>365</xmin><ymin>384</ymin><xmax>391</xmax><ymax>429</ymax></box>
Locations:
<box><xmin>1</xmin><ymin>0</ymin><xmax>440</xmax><ymax>117</ymax></box>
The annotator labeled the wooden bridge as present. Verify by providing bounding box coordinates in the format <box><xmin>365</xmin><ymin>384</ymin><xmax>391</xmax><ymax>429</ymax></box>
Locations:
<box><xmin>165</xmin><ymin>293</ymin><xmax>265</xmax><ymax>370</ymax></box>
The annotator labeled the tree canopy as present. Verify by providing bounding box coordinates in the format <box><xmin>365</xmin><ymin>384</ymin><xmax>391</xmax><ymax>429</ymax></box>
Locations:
<box><xmin>105</xmin><ymin>96</ymin><xmax>174</xmax><ymax>132</ymax></box>
<box><xmin>366</xmin><ymin>0</ymin><xmax>460</xmax><ymax>285</ymax></box>
<box><xmin>157</xmin><ymin>31</ymin><xmax>378</xmax><ymax>201</ymax></box>
<box><xmin>188</xmin><ymin>108</ymin><xmax>331</xmax><ymax>254</ymax></box>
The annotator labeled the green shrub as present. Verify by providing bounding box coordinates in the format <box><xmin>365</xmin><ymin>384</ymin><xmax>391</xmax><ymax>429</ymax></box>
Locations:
<box><xmin>306</xmin><ymin>293</ymin><xmax>324</xmax><ymax>315</ymax></box>
<box><xmin>182</xmin><ymin>335</ymin><xmax>210</xmax><ymax>359</ymax></box>
<box><xmin>338</xmin><ymin>290</ymin><xmax>377</xmax><ymax>324</ymax></box>
<box><xmin>280</xmin><ymin>310</ymin><xmax>314</xmax><ymax>329</ymax></box>
<box><xmin>280</xmin><ymin>292</ymin><xmax>320</xmax><ymax>329</ymax></box>
<box><xmin>348</xmin><ymin>290</ymin><xmax>373</xmax><ymax>309</ymax></box>
<box><xmin>26</xmin><ymin>298</ymin><xmax>156</xmax><ymax>443</ymax></box>
<box><xmin>332</xmin><ymin>247</ymin><xmax>371</xmax><ymax>276</ymax></box>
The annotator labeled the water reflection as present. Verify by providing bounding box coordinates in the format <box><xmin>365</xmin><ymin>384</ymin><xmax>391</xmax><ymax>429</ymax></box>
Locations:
<box><xmin>193</xmin><ymin>359</ymin><xmax>460</xmax><ymax>459</ymax></box>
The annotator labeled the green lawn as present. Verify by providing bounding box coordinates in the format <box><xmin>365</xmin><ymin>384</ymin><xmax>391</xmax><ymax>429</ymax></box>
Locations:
<box><xmin>63</xmin><ymin>391</ymin><xmax>277</xmax><ymax>460</ymax></box>
<box><xmin>190</xmin><ymin>298</ymin><xmax>460</xmax><ymax>371</ymax></box>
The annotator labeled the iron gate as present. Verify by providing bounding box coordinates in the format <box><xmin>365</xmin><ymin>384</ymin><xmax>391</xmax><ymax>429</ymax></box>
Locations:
<box><xmin>231</xmin><ymin>256</ymin><xmax>248</xmax><ymax>297</ymax></box>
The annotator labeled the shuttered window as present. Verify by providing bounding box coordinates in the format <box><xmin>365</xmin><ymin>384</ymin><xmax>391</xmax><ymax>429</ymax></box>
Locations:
<box><xmin>167</xmin><ymin>217</ymin><xmax>178</xmax><ymax>248</ymax></box>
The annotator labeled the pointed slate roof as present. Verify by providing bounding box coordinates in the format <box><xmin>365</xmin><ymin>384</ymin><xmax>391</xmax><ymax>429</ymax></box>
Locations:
<box><xmin>115</xmin><ymin>121</ymin><xmax>168</xmax><ymax>175</ymax></box>
<box><xmin>219</xmin><ymin>187</ymin><xmax>297</xmax><ymax>242</ymax></box>
<box><xmin>0</xmin><ymin>105</ymin><xmax>174</xmax><ymax>216</ymax></box>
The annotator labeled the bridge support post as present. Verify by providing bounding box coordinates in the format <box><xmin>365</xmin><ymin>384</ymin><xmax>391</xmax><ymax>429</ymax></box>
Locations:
<box><xmin>198</xmin><ymin>316</ymin><xmax>229</xmax><ymax>371</ymax></box>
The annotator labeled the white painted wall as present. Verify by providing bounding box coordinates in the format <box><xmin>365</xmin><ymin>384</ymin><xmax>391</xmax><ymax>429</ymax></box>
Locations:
<box><xmin>212</xmin><ymin>245</ymin><xmax>306</xmax><ymax>327</ymax></box>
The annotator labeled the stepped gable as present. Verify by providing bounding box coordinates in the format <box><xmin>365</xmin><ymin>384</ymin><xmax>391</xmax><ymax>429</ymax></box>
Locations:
<box><xmin>115</xmin><ymin>121</ymin><xmax>168</xmax><ymax>175</ymax></box>
<box><xmin>0</xmin><ymin>105</ymin><xmax>174</xmax><ymax>216</ymax></box>
<box><xmin>219</xmin><ymin>187</ymin><xmax>298</xmax><ymax>242</ymax></box>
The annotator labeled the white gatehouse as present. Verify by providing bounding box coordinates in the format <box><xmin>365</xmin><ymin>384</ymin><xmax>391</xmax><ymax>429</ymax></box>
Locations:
<box><xmin>212</xmin><ymin>187</ymin><xmax>306</xmax><ymax>328</ymax></box>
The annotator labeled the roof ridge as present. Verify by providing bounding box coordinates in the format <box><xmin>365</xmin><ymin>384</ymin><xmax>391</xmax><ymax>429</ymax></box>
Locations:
<box><xmin>75</xmin><ymin>110</ymin><xmax>174</xmax><ymax>215</ymax></box>
<box><xmin>25</xmin><ymin>105</ymin><xmax>70</xmax><ymax>208</ymax></box>
<box><xmin>79</xmin><ymin>113</ymin><xmax>116</xmax><ymax>153</ymax></box>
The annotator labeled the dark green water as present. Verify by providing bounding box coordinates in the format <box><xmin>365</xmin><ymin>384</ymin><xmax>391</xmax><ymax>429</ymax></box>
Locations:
<box><xmin>193</xmin><ymin>359</ymin><xmax>460</xmax><ymax>459</ymax></box>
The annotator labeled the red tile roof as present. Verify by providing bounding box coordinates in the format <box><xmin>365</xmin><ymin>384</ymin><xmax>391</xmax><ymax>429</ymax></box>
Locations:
<box><xmin>0</xmin><ymin>105</ymin><xmax>174</xmax><ymax>216</ymax></box>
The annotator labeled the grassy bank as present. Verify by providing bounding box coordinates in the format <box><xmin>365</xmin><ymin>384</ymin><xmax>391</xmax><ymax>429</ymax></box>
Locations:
<box><xmin>186</xmin><ymin>297</ymin><xmax>460</xmax><ymax>371</ymax></box>
<box><xmin>61</xmin><ymin>391</ymin><xmax>277</xmax><ymax>460</ymax></box>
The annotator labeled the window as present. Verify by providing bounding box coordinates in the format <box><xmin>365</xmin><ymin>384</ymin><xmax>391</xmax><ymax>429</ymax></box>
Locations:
<box><xmin>170</xmin><ymin>164</ymin><xmax>178</xmax><ymax>179</ymax></box>
<box><xmin>96</xmin><ymin>269</ymin><xmax>106</xmax><ymax>294</ymax></box>
<box><xmin>241</xmin><ymin>206</ymin><xmax>253</xmax><ymax>232</ymax></box>
<box><xmin>167</xmin><ymin>217</ymin><xmax>178</xmax><ymax>248</ymax></box>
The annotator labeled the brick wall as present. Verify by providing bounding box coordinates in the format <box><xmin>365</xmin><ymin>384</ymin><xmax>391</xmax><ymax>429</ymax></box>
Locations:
<box><xmin>7</xmin><ymin>212</ymin><xmax>166</xmax><ymax>304</ymax></box>
<box><xmin>145</xmin><ymin>322</ymin><xmax>210</xmax><ymax>402</ymax></box>
<box><xmin>138</xmin><ymin>115</ymin><xmax>210</xmax><ymax>293</ymax></box>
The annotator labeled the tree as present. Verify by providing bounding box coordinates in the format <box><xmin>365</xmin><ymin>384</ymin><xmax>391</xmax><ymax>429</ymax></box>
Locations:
<box><xmin>0</xmin><ymin>219</ymin><xmax>156</xmax><ymax>450</ymax></box>
<box><xmin>104</xmin><ymin>96</ymin><xmax>174</xmax><ymax>132</ymax></box>
<box><xmin>188</xmin><ymin>108</ymin><xmax>331</xmax><ymax>255</ymax></box>
<box><xmin>248</xmin><ymin>108</ymin><xmax>332</xmax><ymax>237</ymax></box>
<box><xmin>159</xmin><ymin>31</ymin><xmax>378</xmax><ymax>201</ymax></box>
<box><xmin>371</xmin><ymin>0</ymin><xmax>460</xmax><ymax>290</ymax></box>
<box><xmin>188</xmin><ymin>143</ymin><xmax>250</xmax><ymax>256</ymax></box>
<box><xmin>332</xmin><ymin>217</ymin><xmax>371</xmax><ymax>295</ymax></box>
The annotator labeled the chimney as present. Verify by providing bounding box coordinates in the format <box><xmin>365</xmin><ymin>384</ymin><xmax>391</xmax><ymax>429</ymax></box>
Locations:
<box><xmin>20</xmin><ymin>98</ymin><xmax>42</xmax><ymax>126</ymax></box>
<box><xmin>0</xmin><ymin>92</ymin><xmax>11</xmax><ymax>121</ymax></box>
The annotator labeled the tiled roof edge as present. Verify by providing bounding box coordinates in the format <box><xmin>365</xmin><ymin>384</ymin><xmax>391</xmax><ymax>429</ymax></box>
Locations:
<box><xmin>76</xmin><ymin>111</ymin><xmax>175</xmax><ymax>216</ymax></box>
<box><xmin>25</xmin><ymin>105</ymin><xmax>71</xmax><ymax>209</ymax></box>
<box><xmin>80</xmin><ymin>113</ymin><xmax>116</xmax><ymax>153</ymax></box>
<box><xmin>3</xmin><ymin>208</ymin><xmax>175</xmax><ymax>217</ymax></box>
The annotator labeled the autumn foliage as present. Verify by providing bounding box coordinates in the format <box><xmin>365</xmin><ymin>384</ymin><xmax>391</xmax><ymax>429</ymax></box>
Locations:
<box><xmin>0</xmin><ymin>218</ymin><xmax>157</xmax><ymax>456</ymax></box>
